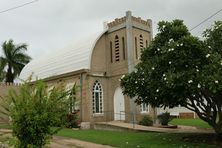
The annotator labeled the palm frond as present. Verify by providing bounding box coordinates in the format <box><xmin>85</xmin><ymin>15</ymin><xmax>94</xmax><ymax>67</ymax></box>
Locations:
<box><xmin>0</xmin><ymin>57</ymin><xmax>7</xmax><ymax>71</ymax></box>
<box><xmin>13</xmin><ymin>52</ymin><xmax>31</xmax><ymax>64</ymax></box>
<box><xmin>0</xmin><ymin>96</ymin><xmax>9</xmax><ymax>120</ymax></box>
<box><xmin>0</xmin><ymin>39</ymin><xmax>31</xmax><ymax>82</ymax></box>
<box><xmin>13</xmin><ymin>43</ymin><xmax>28</xmax><ymax>56</ymax></box>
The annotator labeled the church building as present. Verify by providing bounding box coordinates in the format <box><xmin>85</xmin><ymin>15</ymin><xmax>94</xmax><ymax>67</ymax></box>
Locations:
<box><xmin>19</xmin><ymin>11</ymin><xmax>155</xmax><ymax>126</ymax></box>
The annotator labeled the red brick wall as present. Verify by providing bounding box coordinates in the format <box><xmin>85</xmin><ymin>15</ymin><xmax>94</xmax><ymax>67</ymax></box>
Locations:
<box><xmin>179</xmin><ymin>112</ymin><xmax>195</xmax><ymax>118</ymax></box>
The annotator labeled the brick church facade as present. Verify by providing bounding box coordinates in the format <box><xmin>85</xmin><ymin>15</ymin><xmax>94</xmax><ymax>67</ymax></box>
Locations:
<box><xmin>18</xmin><ymin>11</ymin><xmax>154</xmax><ymax>126</ymax></box>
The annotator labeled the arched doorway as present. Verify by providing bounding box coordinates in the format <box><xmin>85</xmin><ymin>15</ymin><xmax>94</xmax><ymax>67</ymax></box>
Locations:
<box><xmin>113</xmin><ymin>87</ymin><xmax>125</xmax><ymax>120</ymax></box>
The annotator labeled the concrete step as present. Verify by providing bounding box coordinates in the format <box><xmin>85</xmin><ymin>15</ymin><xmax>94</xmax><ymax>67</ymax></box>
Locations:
<box><xmin>94</xmin><ymin>121</ymin><xmax>214</xmax><ymax>134</ymax></box>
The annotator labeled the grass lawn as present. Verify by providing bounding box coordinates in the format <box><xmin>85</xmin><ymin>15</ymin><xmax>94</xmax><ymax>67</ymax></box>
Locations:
<box><xmin>57</xmin><ymin>129</ymin><xmax>215</xmax><ymax>148</ymax></box>
<box><xmin>169</xmin><ymin>118</ymin><xmax>211</xmax><ymax>129</ymax></box>
<box><xmin>0</xmin><ymin>123</ymin><xmax>217</xmax><ymax>147</ymax></box>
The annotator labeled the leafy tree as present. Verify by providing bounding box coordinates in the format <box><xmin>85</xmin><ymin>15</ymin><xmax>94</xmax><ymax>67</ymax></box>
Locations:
<box><xmin>121</xmin><ymin>20</ymin><xmax>222</xmax><ymax>137</ymax></box>
<box><xmin>204</xmin><ymin>21</ymin><xmax>222</xmax><ymax>54</ymax></box>
<box><xmin>0</xmin><ymin>39</ymin><xmax>31</xmax><ymax>83</ymax></box>
<box><xmin>7</xmin><ymin>81</ymin><xmax>70</xmax><ymax>147</ymax></box>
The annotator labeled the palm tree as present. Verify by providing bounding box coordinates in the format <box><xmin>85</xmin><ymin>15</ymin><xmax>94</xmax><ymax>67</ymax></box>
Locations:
<box><xmin>0</xmin><ymin>39</ymin><xmax>31</xmax><ymax>83</ymax></box>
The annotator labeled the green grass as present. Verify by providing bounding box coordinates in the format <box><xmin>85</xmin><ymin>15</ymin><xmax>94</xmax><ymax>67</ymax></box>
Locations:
<box><xmin>169</xmin><ymin>118</ymin><xmax>211</xmax><ymax>129</ymax></box>
<box><xmin>0</xmin><ymin>123</ymin><xmax>215</xmax><ymax>147</ymax></box>
<box><xmin>57</xmin><ymin>129</ymin><xmax>215</xmax><ymax>148</ymax></box>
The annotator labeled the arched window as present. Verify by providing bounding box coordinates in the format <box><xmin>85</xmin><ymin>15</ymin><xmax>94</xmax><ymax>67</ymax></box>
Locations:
<box><xmin>92</xmin><ymin>80</ymin><xmax>103</xmax><ymax>114</ymax></box>
<box><xmin>135</xmin><ymin>37</ymin><xmax>138</xmax><ymax>59</ymax></box>
<box><xmin>115</xmin><ymin>35</ymin><xmax>120</xmax><ymax>62</ymax></box>
<box><xmin>110</xmin><ymin>41</ymin><xmax>113</xmax><ymax>63</ymax></box>
<box><xmin>146</xmin><ymin>40</ymin><xmax>148</xmax><ymax>48</ymax></box>
<box><xmin>139</xmin><ymin>34</ymin><xmax>144</xmax><ymax>49</ymax></box>
<box><xmin>122</xmin><ymin>37</ymin><xmax>125</xmax><ymax>60</ymax></box>
<box><xmin>66</xmin><ymin>83</ymin><xmax>78</xmax><ymax>113</ymax></box>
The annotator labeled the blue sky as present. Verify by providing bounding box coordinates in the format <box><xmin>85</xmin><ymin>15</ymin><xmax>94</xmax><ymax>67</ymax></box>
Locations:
<box><xmin>0</xmin><ymin>0</ymin><xmax>221</xmax><ymax>59</ymax></box>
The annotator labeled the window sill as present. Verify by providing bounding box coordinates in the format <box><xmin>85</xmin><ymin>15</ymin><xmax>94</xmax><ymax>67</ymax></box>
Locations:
<box><xmin>140</xmin><ymin>112</ymin><xmax>149</xmax><ymax>114</ymax></box>
<box><xmin>93</xmin><ymin>113</ymin><xmax>104</xmax><ymax>117</ymax></box>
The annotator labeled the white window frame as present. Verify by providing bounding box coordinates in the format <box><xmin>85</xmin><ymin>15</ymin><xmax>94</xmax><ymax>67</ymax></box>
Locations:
<box><xmin>140</xmin><ymin>103</ymin><xmax>149</xmax><ymax>113</ymax></box>
<box><xmin>66</xmin><ymin>83</ymin><xmax>76</xmax><ymax>113</ymax></box>
<box><xmin>92</xmin><ymin>80</ymin><xmax>103</xmax><ymax>114</ymax></box>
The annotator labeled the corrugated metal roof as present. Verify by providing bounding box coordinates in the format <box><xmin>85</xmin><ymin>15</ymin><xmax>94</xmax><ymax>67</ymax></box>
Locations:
<box><xmin>19</xmin><ymin>30</ymin><xmax>106</xmax><ymax>81</ymax></box>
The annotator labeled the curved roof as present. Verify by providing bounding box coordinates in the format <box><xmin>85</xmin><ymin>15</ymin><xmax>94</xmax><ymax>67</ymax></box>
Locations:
<box><xmin>19</xmin><ymin>30</ymin><xmax>106</xmax><ymax>81</ymax></box>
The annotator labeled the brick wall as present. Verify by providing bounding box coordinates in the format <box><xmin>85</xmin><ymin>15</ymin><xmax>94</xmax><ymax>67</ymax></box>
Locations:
<box><xmin>179</xmin><ymin>112</ymin><xmax>195</xmax><ymax>119</ymax></box>
<box><xmin>0</xmin><ymin>83</ymin><xmax>20</xmax><ymax>123</ymax></box>
<box><xmin>0</xmin><ymin>83</ymin><xmax>20</xmax><ymax>97</ymax></box>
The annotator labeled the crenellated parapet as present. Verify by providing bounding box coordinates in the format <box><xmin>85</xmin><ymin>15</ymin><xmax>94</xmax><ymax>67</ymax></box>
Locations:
<box><xmin>131</xmin><ymin>16</ymin><xmax>151</xmax><ymax>28</ymax></box>
<box><xmin>107</xmin><ymin>16</ymin><xmax>126</xmax><ymax>28</ymax></box>
<box><xmin>107</xmin><ymin>15</ymin><xmax>151</xmax><ymax>29</ymax></box>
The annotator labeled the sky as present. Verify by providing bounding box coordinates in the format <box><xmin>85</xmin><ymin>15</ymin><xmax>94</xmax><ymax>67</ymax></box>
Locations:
<box><xmin>0</xmin><ymin>0</ymin><xmax>221</xmax><ymax>60</ymax></box>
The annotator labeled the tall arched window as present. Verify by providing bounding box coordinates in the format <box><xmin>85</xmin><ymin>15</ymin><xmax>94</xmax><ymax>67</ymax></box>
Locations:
<box><xmin>146</xmin><ymin>40</ymin><xmax>148</xmax><ymax>48</ymax></box>
<box><xmin>122</xmin><ymin>37</ymin><xmax>125</xmax><ymax>60</ymax></box>
<box><xmin>66</xmin><ymin>83</ymin><xmax>78</xmax><ymax>113</ymax></box>
<box><xmin>139</xmin><ymin>34</ymin><xmax>144</xmax><ymax>49</ymax></box>
<box><xmin>115</xmin><ymin>35</ymin><xmax>120</xmax><ymax>62</ymax></box>
<box><xmin>135</xmin><ymin>37</ymin><xmax>138</xmax><ymax>59</ymax></box>
<box><xmin>110</xmin><ymin>41</ymin><xmax>113</xmax><ymax>63</ymax></box>
<box><xmin>92</xmin><ymin>80</ymin><xmax>103</xmax><ymax>114</ymax></box>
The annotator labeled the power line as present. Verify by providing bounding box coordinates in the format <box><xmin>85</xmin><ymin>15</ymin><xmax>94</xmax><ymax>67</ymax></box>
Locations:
<box><xmin>190</xmin><ymin>8</ymin><xmax>222</xmax><ymax>31</ymax></box>
<box><xmin>0</xmin><ymin>0</ymin><xmax>39</xmax><ymax>14</ymax></box>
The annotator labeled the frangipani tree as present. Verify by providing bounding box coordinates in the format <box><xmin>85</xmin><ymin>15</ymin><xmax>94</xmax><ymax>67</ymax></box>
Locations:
<box><xmin>121</xmin><ymin>20</ymin><xmax>222</xmax><ymax>137</ymax></box>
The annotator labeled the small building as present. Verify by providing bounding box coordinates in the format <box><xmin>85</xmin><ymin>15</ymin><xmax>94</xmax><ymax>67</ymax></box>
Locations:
<box><xmin>19</xmin><ymin>11</ymin><xmax>154</xmax><ymax>126</ymax></box>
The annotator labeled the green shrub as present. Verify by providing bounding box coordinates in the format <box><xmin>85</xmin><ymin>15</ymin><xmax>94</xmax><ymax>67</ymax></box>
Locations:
<box><xmin>66</xmin><ymin>111</ymin><xmax>79</xmax><ymax>128</ymax></box>
<box><xmin>157</xmin><ymin>112</ymin><xmax>172</xmax><ymax>125</ymax></box>
<box><xmin>8</xmin><ymin>81</ymin><xmax>70</xmax><ymax>147</ymax></box>
<box><xmin>139</xmin><ymin>115</ymin><xmax>153</xmax><ymax>126</ymax></box>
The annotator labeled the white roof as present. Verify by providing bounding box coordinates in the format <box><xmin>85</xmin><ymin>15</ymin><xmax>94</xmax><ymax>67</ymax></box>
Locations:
<box><xmin>19</xmin><ymin>31</ymin><xmax>106</xmax><ymax>81</ymax></box>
